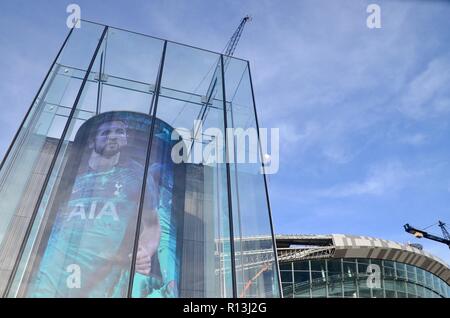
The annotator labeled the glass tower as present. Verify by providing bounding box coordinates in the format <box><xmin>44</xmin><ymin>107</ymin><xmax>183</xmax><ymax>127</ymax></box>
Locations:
<box><xmin>0</xmin><ymin>21</ymin><xmax>280</xmax><ymax>298</ymax></box>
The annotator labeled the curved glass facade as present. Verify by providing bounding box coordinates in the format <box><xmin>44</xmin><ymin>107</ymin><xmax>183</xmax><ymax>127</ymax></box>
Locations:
<box><xmin>280</xmin><ymin>258</ymin><xmax>449</xmax><ymax>298</ymax></box>
<box><xmin>0</xmin><ymin>21</ymin><xmax>280</xmax><ymax>298</ymax></box>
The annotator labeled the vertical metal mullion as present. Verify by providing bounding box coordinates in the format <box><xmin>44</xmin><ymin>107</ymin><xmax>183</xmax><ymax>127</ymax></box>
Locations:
<box><xmin>246</xmin><ymin>61</ymin><xmax>283</xmax><ymax>298</ymax></box>
<box><xmin>340</xmin><ymin>258</ymin><xmax>344</xmax><ymax>297</ymax></box>
<box><xmin>127</xmin><ymin>40</ymin><xmax>167</xmax><ymax>298</ymax></box>
<box><xmin>3</xmin><ymin>26</ymin><xmax>108</xmax><ymax>298</ymax></box>
<box><xmin>95</xmin><ymin>52</ymin><xmax>104</xmax><ymax>115</ymax></box>
<box><xmin>325</xmin><ymin>259</ymin><xmax>329</xmax><ymax>297</ymax></box>
<box><xmin>97</xmin><ymin>32</ymin><xmax>108</xmax><ymax>115</ymax></box>
<box><xmin>308</xmin><ymin>260</ymin><xmax>312</xmax><ymax>298</ymax></box>
<box><xmin>369</xmin><ymin>259</ymin><xmax>374</xmax><ymax>298</ymax></box>
<box><xmin>413</xmin><ymin>266</ymin><xmax>418</xmax><ymax>297</ymax></box>
<box><xmin>220</xmin><ymin>54</ymin><xmax>237</xmax><ymax>298</ymax></box>
<box><xmin>215</xmin><ymin>156</ymin><xmax>225</xmax><ymax>296</ymax></box>
<box><xmin>355</xmin><ymin>259</ymin><xmax>360</xmax><ymax>297</ymax></box>
<box><xmin>228</xmin><ymin>99</ymin><xmax>245</xmax><ymax>293</ymax></box>
<box><xmin>381</xmin><ymin>260</ymin><xmax>386</xmax><ymax>298</ymax></box>
<box><xmin>0</xmin><ymin>28</ymin><xmax>74</xmax><ymax>173</ymax></box>
<box><xmin>393</xmin><ymin>261</ymin><xmax>398</xmax><ymax>297</ymax></box>
<box><xmin>291</xmin><ymin>261</ymin><xmax>294</xmax><ymax>298</ymax></box>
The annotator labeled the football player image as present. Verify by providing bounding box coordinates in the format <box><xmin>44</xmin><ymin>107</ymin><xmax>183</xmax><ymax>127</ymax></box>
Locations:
<box><xmin>27</xmin><ymin>113</ymin><xmax>165</xmax><ymax>297</ymax></box>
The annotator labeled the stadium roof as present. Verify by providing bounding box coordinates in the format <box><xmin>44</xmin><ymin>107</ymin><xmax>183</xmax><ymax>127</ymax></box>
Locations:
<box><xmin>276</xmin><ymin>234</ymin><xmax>450</xmax><ymax>284</ymax></box>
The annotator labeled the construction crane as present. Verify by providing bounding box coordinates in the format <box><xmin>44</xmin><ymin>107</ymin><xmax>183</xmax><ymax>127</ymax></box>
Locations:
<box><xmin>223</xmin><ymin>15</ymin><xmax>252</xmax><ymax>59</ymax></box>
<box><xmin>404</xmin><ymin>221</ymin><xmax>450</xmax><ymax>250</ymax></box>
<box><xmin>198</xmin><ymin>15</ymin><xmax>252</xmax><ymax>116</ymax></box>
<box><xmin>189</xmin><ymin>16</ymin><xmax>252</xmax><ymax>153</ymax></box>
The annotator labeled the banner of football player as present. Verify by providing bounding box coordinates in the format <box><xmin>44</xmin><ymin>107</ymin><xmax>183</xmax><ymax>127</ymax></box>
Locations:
<box><xmin>27</xmin><ymin>111</ymin><xmax>180</xmax><ymax>297</ymax></box>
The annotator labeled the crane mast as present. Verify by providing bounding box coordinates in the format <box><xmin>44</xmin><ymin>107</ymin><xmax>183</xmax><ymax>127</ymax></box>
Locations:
<box><xmin>438</xmin><ymin>221</ymin><xmax>450</xmax><ymax>241</ymax></box>
<box><xmin>223</xmin><ymin>15</ymin><xmax>252</xmax><ymax>58</ymax></box>
<box><xmin>191</xmin><ymin>16</ymin><xmax>252</xmax><ymax>151</ymax></box>
<box><xmin>200</xmin><ymin>15</ymin><xmax>251</xmax><ymax>117</ymax></box>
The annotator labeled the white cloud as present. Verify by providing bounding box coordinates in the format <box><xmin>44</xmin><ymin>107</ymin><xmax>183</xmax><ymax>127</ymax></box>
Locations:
<box><xmin>398</xmin><ymin>56</ymin><xmax>450</xmax><ymax>119</ymax></box>
<box><xmin>399</xmin><ymin>133</ymin><xmax>426</xmax><ymax>146</ymax></box>
<box><xmin>252</xmin><ymin>2</ymin><xmax>429</xmax><ymax>168</ymax></box>
<box><xmin>312</xmin><ymin>161</ymin><xmax>413</xmax><ymax>198</ymax></box>
<box><xmin>278</xmin><ymin>121</ymin><xmax>320</xmax><ymax>149</ymax></box>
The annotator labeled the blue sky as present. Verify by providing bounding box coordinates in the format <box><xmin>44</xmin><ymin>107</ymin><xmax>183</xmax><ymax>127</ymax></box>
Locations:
<box><xmin>0</xmin><ymin>0</ymin><xmax>450</xmax><ymax>264</ymax></box>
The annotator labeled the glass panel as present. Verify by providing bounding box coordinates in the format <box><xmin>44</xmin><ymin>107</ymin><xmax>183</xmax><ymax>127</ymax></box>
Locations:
<box><xmin>280</xmin><ymin>271</ymin><xmax>292</xmax><ymax>283</ymax></box>
<box><xmin>357</xmin><ymin>259</ymin><xmax>370</xmax><ymax>276</ymax></box>
<box><xmin>294</xmin><ymin>261</ymin><xmax>309</xmax><ymax>271</ymax></box>
<box><xmin>130</xmin><ymin>115</ymin><xmax>181</xmax><ymax>299</ymax></box>
<box><xmin>384</xmin><ymin>279</ymin><xmax>395</xmax><ymax>298</ymax></box>
<box><xmin>385</xmin><ymin>289</ymin><xmax>396</xmax><ymax>298</ymax></box>
<box><xmin>99</xmin><ymin>85</ymin><xmax>152</xmax><ymax>114</ymax></box>
<box><xmin>310</xmin><ymin>260</ymin><xmax>326</xmax><ymax>272</ymax></box>
<box><xmin>416</xmin><ymin>285</ymin><xmax>425</xmax><ymax>298</ymax></box>
<box><xmin>407</xmin><ymin>282</ymin><xmax>416</xmax><ymax>297</ymax></box>
<box><xmin>395</xmin><ymin>262</ymin><xmax>407</xmax><ymax>280</ymax></box>
<box><xmin>311</xmin><ymin>271</ymin><xmax>326</xmax><ymax>284</ymax></box>
<box><xmin>370</xmin><ymin>259</ymin><xmax>382</xmax><ymax>267</ymax></box>
<box><xmin>294</xmin><ymin>271</ymin><xmax>310</xmax><ymax>284</ymax></box>
<box><xmin>327</xmin><ymin>259</ymin><xmax>342</xmax><ymax>282</ymax></box>
<box><xmin>425</xmin><ymin>271</ymin><xmax>433</xmax><ymax>290</ymax></box>
<box><xmin>432</xmin><ymin>275</ymin><xmax>440</xmax><ymax>293</ymax></box>
<box><xmin>372</xmin><ymin>287</ymin><xmax>384</xmax><ymax>298</ymax></box>
<box><xmin>406</xmin><ymin>264</ymin><xmax>416</xmax><ymax>283</ymax></box>
<box><xmin>279</xmin><ymin>263</ymin><xmax>291</xmax><ymax>271</ymax></box>
<box><xmin>383</xmin><ymin>260</ymin><xmax>396</xmax><ymax>279</ymax></box>
<box><xmin>358</xmin><ymin>279</ymin><xmax>371</xmax><ymax>298</ymax></box>
<box><xmin>328</xmin><ymin>281</ymin><xmax>343</xmax><ymax>298</ymax></box>
<box><xmin>384</xmin><ymin>279</ymin><xmax>395</xmax><ymax>290</ymax></box>
<box><xmin>439</xmin><ymin>279</ymin><xmax>447</xmax><ymax>297</ymax></box>
<box><xmin>137</xmin><ymin>42</ymin><xmax>233</xmax><ymax>298</ymax></box>
<box><xmin>0</xmin><ymin>22</ymin><xmax>106</xmax><ymax>296</ymax></box>
<box><xmin>293</xmin><ymin>273</ymin><xmax>311</xmax><ymax>297</ymax></box>
<box><xmin>311</xmin><ymin>284</ymin><xmax>327</xmax><ymax>298</ymax></box>
<box><xmin>395</xmin><ymin>280</ymin><xmax>407</xmax><ymax>298</ymax></box>
<box><xmin>95</xmin><ymin>28</ymin><xmax>163</xmax><ymax>115</ymax></box>
<box><xmin>294</xmin><ymin>275</ymin><xmax>310</xmax><ymax>298</ymax></box>
<box><xmin>103</xmin><ymin>28</ymin><xmax>162</xmax><ymax>84</ymax></box>
<box><xmin>57</xmin><ymin>23</ymin><xmax>109</xmax><ymax>71</ymax></box>
<box><xmin>416</xmin><ymin>268</ymin><xmax>425</xmax><ymax>285</ymax></box>
<box><xmin>224</xmin><ymin>58</ymin><xmax>279</xmax><ymax>298</ymax></box>
<box><xmin>294</xmin><ymin>288</ymin><xmax>310</xmax><ymax>298</ymax></box>
<box><xmin>282</xmin><ymin>283</ymin><xmax>294</xmax><ymax>298</ymax></box>
<box><xmin>343</xmin><ymin>260</ymin><xmax>357</xmax><ymax>278</ymax></box>
<box><xmin>343</xmin><ymin>279</ymin><xmax>358</xmax><ymax>298</ymax></box>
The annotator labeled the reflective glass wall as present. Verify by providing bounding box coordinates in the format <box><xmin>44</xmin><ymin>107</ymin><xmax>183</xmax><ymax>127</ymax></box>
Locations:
<box><xmin>0</xmin><ymin>21</ymin><xmax>280</xmax><ymax>298</ymax></box>
<box><xmin>280</xmin><ymin>258</ymin><xmax>449</xmax><ymax>298</ymax></box>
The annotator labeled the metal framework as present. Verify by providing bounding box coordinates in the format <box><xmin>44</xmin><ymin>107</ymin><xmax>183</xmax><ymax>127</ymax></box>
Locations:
<box><xmin>278</xmin><ymin>247</ymin><xmax>336</xmax><ymax>263</ymax></box>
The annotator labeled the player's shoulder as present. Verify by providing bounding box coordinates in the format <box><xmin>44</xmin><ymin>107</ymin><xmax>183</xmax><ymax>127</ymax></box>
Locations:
<box><xmin>116</xmin><ymin>159</ymin><xmax>145</xmax><ymax>178</ymax></box>
<box><xmin>127</xmin><ymin>159</ymin><xmax>145</xmax><ymax>171</ymax></box>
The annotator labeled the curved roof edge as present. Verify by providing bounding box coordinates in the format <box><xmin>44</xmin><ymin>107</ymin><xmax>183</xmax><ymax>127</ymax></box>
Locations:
<box><xmin>276</xmin><ymin>234</ymin><xmax>450</xmax><ymax>284</ymax></box>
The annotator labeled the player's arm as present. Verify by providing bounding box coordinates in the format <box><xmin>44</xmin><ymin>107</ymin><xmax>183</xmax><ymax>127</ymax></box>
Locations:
<box><xmin>136</xmin><ymin>207</ymin><xmax>160</xmax><ymax>275</ymax></box>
